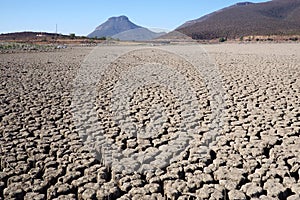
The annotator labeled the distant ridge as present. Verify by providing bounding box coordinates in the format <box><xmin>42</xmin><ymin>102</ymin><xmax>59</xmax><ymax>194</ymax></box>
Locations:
<box><xmin>0</xmin><ymin>31</ymin><xmax>69</xmax><ymax>40</ymax></box>
<box><xmin>155</xmin><ymin>31</ymin><xmax>194</xmax><ymax>42</ymax></box>
<box><xmin>175</xmin><ymin>0</ymin><xmax>300</xmax><ymax>40</ymax></box>
<box><xmin>111</xmin><ymin>28</ymin><xmax>165</xmax><ymax>41</ymax></box>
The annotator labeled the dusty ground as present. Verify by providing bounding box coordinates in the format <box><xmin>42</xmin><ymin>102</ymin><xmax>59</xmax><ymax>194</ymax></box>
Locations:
<box><xmin>0</xmin><ymin>43</ymin><xmax>299</xmax><ymax>199</ymax></box>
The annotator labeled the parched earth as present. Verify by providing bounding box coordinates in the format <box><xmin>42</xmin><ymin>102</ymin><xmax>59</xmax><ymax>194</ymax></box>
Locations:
<box><xmin>0</xmin><ymin>43</ymin><xmax>299</xmax><ymax>200</ymax></box>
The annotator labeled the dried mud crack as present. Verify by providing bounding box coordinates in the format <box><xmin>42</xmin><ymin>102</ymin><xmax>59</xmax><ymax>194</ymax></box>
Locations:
<box><xmin>1</xmin><ymin>44</ymin><xmax>300</xmax><ymax>200</ymax></box>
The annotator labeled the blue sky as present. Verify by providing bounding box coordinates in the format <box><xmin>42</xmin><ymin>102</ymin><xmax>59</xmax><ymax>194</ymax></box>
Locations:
<box><xmin>1</xmin><ymin>0</ymin><xmax>268</xmax><ymax>36</ymax></box>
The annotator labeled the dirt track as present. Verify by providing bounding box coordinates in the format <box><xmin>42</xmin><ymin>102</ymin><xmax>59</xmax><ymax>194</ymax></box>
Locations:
<box><xmin>1</xmin><ymin>43</ymin><xmax>299</xmax><ymax>199</ymax></box>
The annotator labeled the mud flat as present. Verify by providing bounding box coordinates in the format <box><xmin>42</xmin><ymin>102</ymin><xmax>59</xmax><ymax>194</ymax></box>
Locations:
<box><xmin>0</xmin><ymin>43</ymin><xmax>299</xmax><ymax>199</ymax></box>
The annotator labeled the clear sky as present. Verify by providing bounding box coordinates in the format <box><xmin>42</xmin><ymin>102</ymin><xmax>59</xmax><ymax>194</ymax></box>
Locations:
<box><xmin>1</xmin><ymin>0</ymin><xmax>268</xmax><ymax>36</ymax></box>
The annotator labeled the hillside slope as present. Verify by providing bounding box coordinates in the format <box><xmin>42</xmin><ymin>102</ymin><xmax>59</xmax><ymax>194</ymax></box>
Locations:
<box><xmin>176</xmin><ymin>0</ymin><xmax>300</xmax><ymax>40</ymax></box>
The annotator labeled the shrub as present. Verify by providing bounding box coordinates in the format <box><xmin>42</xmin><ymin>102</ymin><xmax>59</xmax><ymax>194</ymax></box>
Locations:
<box><xmin>69</xmin><ymin>33</ymin><xmax>76</xmax><ymax>39</ymax></box>
<box><xmin>219</xmin><ymin>37</ymin><xmax>227</xmax><ymax>42</ymax></box>
<box><xmin>289</xmin><ymin>37</ymin><xmax>298</xmax><ymax>41</ymax></box>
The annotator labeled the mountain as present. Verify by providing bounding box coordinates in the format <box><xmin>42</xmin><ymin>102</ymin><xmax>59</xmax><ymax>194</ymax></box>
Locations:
<box><xmin>111</xmin><ymin>28</ymin><xmax>165</xmax><ymax>41</ymax></box>
<box><xmin>88</xmin><ymin>15</ymin><xmax>165</xmax><ymax>40</ymax></box>
<box><xmin>177</xmin><ymin>2</ymin><xmax>254</xmax><ymax>29</ymax></box>
<box><xmin>175</xmin><ymin>0</ymin><xmax>300</xmax><ymax>40</ymax></box>
<box><xmin>88</xmin><ymin>16</ymin><xmax>141</xmax><ymax>38</ymax></box>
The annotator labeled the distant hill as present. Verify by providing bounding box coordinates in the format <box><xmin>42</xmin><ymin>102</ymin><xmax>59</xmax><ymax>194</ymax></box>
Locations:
<box><xmin>175</xmin><ymin>0</ymin><xmax>300</xmax><ymax>40</ymax></box>
<box><xmin>111</xmin><ymin>28</ymin><xmax>165</xmax><ymax>41</ymax></box>
<box><xmin>0</xmin><ymin>32</ymin><xmax>69</xmax><ymax>41</ymax></box>
<box><xmin>88</xmin><ymin>16</ymin><xmax>165</xmax><ymax>41</ymax></box>
<box><xmin>155</xmin><ymin>31</ymin><xmax>194</xmax><ymax>42</ymax></box>
<box><xmin>88</xmin><ymin>16</ymin><xmax>141</xmax><ymax>38</ymax></box>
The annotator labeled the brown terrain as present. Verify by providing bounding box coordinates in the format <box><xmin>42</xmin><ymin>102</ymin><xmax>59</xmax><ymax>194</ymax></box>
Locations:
<box><xmin>0</xmin><ymin>43</ymin><xmax>299</xmax><ymax>199</ymax></box>
<box><xmin>0</xmin><ymin>1</ymin><xmax>300</xmax><ymax>199</ymax></box>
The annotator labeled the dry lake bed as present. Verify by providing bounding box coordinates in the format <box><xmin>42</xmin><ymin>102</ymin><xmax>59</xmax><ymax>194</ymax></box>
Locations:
<box><xmin>0</xmin><ymin>43</ymin><xmax>299</xmax><ymax>199</ymax></box>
